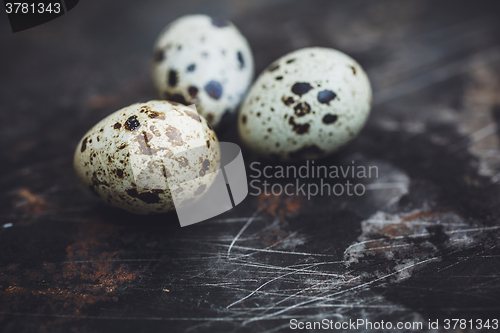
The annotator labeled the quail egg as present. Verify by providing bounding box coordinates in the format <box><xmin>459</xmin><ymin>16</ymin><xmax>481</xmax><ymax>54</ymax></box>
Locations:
<box><xmin>151</xmin><ymin>14</ymin><xmax>254</xmax><ymax>128</ymax></box>
<box><xmin>238</xmin><ymin>47</ymin><xmax>372</xmax><ymax>161</ymax></box>
<box><xmin>74</xmin><ymin>100</ymin><xmax>220</xmax><ymax>214</ymax></box>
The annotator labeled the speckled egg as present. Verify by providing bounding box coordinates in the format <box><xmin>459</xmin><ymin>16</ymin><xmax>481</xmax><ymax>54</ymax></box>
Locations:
<box><xmin>151</xmin><ymin>14</ymin><xmax>254</xmax><ymax>128</ymax></box>
<box><xmin>238</xmin><ymin>47</ymin><xmax>372</xmax><ymax>161</ymax></box>
<box><xmin>74</xmin><ymin>100</ymin><xmax>220</xmax><ymax>215</ymax></box>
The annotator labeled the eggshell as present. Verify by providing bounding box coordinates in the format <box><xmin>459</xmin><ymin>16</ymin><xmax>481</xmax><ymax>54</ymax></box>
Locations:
<box><xmin>74</xmin><ymin>100</ymin><xmax>220</xmax><ymax>214</ymax></box>
<box><xmin>238</xmin><ymin>47</ymin><xmax>372</xmax><ymax>161</ymax></box>
<box><xmin>151</xmin><ymin>14</ymin><xmax>254</xmax><ymax>128</ymax></box>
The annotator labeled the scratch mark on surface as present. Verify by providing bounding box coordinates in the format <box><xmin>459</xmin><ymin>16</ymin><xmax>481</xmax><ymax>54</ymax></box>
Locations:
<box><xmin>373</xmin><ymin>47</ymin><xmax>500</xmax><ymax>105</ymax></box>
<box><xmin>227</xmin><ymin>201</ymin><xmax>272</xmax><ymax>256</ymax></box>
<box><xmin>243</xmin><ymin>257</ymin><xmax>439</xmax><ymax>325</ymax></box>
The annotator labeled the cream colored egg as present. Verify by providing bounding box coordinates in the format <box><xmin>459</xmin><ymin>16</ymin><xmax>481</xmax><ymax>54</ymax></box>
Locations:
<box><xmin>74</xmin><ymin>100</ymin><xmax>220</xmax><ymax>214</ymax></box>
<box><xmin>151</xmin><ymin>14</ymin><xmax>254</xmax><ymax>128</ymax></box>
<box><xmin>238</xmin><ymin>47</ymin><xmax>372</xmax><ymax>161</ymax></box>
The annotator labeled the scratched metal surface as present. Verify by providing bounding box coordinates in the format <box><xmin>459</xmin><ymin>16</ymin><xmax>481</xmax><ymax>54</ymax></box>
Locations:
<box><xmin>2</xmin><ymin>0</ymin><xmax>500</xmax><ymax>332</ymax></box>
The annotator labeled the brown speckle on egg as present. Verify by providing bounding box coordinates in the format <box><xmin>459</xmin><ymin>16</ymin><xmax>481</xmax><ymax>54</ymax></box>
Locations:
<box><xmin>165</xmin><ymin>125</ymin><xmax>184</xmax><ymax>146</ymax></box>
<box><xmin>80</xmin><ymin>137</ymin><xmax>88</xmax><ymax>153</ymax></box>
<box><xmin>188</xmin><ymin>86</ymin><xmax>199</xmax><ymax>98</ymax></box>
<box><xmin>291</xmin><ymin>82</ymin><xmax>313</xmax><ymax>96</ymax></box>
<box><xmin>153</xmin><ymin>49</ymin><xmax>164</xmax><ymax>62</ymax></box>
<box><xmin>202</xmin><ymin>159</ymin><xmax>210</xmax><ymax>170</ymax></box>
<box><xmin>204</xmin><ymin>80</ymin><xmax>223</xmax><ymax>100</ymax></box>
<box><xmin>267</xmin><ymin>63</ymin><xmax>279</xmax><ymax>72</ymax></box>
<box><xmin>124</xmin><ymin>116</ymin><xmax>141</xmax><ymax>131</ymax></box>
<box><xmin>288</xmin><ymin>117</ymin><xmax>310</xmax><ymax>134</ymax></box>
<box><xmin>282</xmin><ymin>96</ymin><xmax>294</xmax><ymax>106</ymax></box>
<box><xmin>194</xmin><ymin>184</ymin><xmax>206</xmax><ymax>195</ymax></box>
<box><xmin>148</xmin><ymin>111</ymin><xmax>165</xmax><ymax>119</ymax></box>
<box><xmin>322</xmin><ymin>114</ymin><xmax>338</xmax><ymax>124</ymax></box>
<box><xmin>185</xmin><ymin>110</ymin><xmax>201</xmax><ymax>122</ymax></box>
<box><xmin>237</xmin><ymin>51</ymin><xmax>244</xmax><ymax>69</ymax></box>
<box><xmin>317</xmin><ymin>90</ymin><xmax>337</xmax><ymax>105</ymax></box>
<box><xmin>211</xmin><ymin>17</ymin><xmax>229</xmax><ymax>28</ymax></box>
<box><xmin>205</xmin><ymin>113</ymin><xmax>214</xmax><ymax>124</ymax></box>
<box><xmin>175</xmin><ymin>156</ymin><xmax>189</xmax><ymax>167</ymax></box>
<box><xmin>293</xmin><ymin>102</ymin><xmax>311</xmax><ymax>117</ymax></box>
<box><xmin>168</xmin><ymin>70</ymin><xmax>178</xmax><ymax>87</ymax></box>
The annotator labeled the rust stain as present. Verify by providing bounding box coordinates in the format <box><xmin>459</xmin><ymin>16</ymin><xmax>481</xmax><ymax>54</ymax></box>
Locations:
<box><xmin>371</xmin><ymin>211</ymin><xmax>446</xmax><ymax>239</ymax></box>
<box><xmin>0</xmin><ymin>222</ymin><xmax>145</xmax><ymax>320</ymax></box>
<box><xmin>58</xmin><ymin>223</ymin><xmax>144</xmax><ymax>297</ymax></box>
<box><xmin>263</xmin><ymin>227</ymin><xmax>289</xmax><ymax>247</ymax></box>
<box><xmin>378</xmin><ymin>224</ymin><xmax>411</xmax><ymax>238</ymax></box>
<box><xmin>401</xmin><ymin>211</ymin><xmax>441</xmax><ymax>222</ymax></box>
<box><xmin>258</xmin><ymin>190</ymin><xmax>303</xmax><ymax>221</ymax></box>
<box><xmin>12</xmin><ymin>188</ymin><xmax>50</xmax><ymax>214</ymax></box>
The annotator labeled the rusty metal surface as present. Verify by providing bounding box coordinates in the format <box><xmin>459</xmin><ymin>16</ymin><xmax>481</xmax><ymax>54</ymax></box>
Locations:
<box><xmin>2</xmin><ymin>0</ymin><xmax>500</xmax><ymax>332</ymax></box>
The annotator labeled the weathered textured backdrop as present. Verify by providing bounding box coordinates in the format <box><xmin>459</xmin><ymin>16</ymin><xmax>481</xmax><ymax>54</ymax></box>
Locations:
<box><xmin>1</xmin><ymin>0</ymin><xmax>500</xmax><ymax>332</ymax></box>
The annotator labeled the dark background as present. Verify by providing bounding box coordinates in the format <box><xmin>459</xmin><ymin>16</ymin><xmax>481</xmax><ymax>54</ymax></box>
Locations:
<box><xmin>2</xmin><ymin>0</ymin><xmax>500</xmax><ymax>332</ymax></box>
